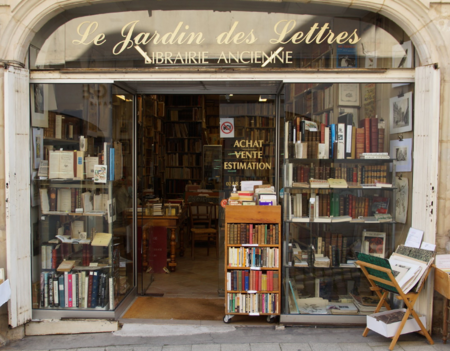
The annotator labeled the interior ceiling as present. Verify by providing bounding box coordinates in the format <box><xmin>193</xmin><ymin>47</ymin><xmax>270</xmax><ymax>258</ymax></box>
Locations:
<box><xmin>120</xmin><ymin>80</ymin><xmax>283</xmax><ymax>95</ymax></box>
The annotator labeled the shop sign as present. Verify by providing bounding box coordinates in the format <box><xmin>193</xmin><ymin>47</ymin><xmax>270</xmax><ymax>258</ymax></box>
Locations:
<box><xmin>72</xmin><ymin>19</ymin><xmax>360</xmax><ymax>67</ymax></box>
<box><xmin>224</xmin><ymin>139</ymin><xmax>271</xmax><ymax>171</ymax></box>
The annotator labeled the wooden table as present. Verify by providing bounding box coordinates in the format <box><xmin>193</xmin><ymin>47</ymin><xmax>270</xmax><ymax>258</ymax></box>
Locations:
<box><xmin>126</xmin><ymin>208</ymin><xmax>188</xmax><ymax>272</ymax></box>
<box><xmin>434</xmin><ymin>265</ymin><xmax>450</xmax><ymax>343</ymax></box>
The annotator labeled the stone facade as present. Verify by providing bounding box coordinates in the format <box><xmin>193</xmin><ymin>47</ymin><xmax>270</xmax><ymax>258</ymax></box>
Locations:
<box><xmin>0</xmin><ymin>0</ymin><xmax>449</xmax><ymax>344</ymax></box>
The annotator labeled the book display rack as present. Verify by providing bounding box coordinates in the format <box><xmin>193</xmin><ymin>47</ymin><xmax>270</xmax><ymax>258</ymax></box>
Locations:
<box><xmin>281</xmin><ymin>83</ymin><xmax>399</xmax><ymax>324</ymax></box>
<box><xmin>31</xmin><ymin>84</ymin><xmax>134</xmax><ymax>317</ymax></box>
<box><xmin>223</xmin><ymin>206</ymin><xmax>281</xmax><ymax>323</ymax></box>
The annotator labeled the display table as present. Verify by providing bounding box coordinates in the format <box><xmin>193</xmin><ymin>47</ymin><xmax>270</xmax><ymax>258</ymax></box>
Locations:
<box><xmin>434</xmin><ymin>265</ymin><xmax>450</xmax><ymax>343</ymax></box>
<box><xmin>125</xmin><ymin>208</ymin><xmax>188</xmax><ymax>272</ymax></box>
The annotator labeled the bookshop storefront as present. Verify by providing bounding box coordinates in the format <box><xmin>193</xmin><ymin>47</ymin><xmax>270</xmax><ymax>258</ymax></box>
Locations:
<box><xmin>1</xmin><ymin>0</ymin><xmax>444</xmax><ymax>336</ymax></box>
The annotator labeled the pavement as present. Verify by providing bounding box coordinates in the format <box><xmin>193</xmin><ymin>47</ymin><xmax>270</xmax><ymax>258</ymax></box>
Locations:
<box><xmin>1</xmin><ymin>322</ymin><xmax>448</xmax><ymax>351</ymax></box>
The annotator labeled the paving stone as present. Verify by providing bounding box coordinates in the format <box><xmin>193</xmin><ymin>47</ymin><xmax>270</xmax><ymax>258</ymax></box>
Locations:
<box><xmin>338</xmin><ymin>343</ymin><xmax>373</xmax><ymax>351</ymax></box>
<box><xmin>371</xmin><ymin>345</ymin><xmax>404</xmax><ymax>351</ymax></box>
<box><xmin>367</xmin><ymin>342</ymin><xmax>401</xmax><ymax>348</ymax></box>
<box><xmin>250</xmin><ymin>343</ymin><xmax>281</xmax><ymax>351</ymax></box>
<box><xmin>106</xmin><ymin>347</ymin><xmax>134</xmax><ymax>351</ymax></box>
<box><xmin>162</xmin><ymin>346</ymin><xmax>191</xmax><ymax>351</ymax></box>
<box><xmin>310</xmin><ymin>344</ymin><xmax>343</xmax><ymax>351</ymax></box>
<box><xmin>280</xmin><ymin>343</ymin><xmax>312</xmax><ymax>351</ymax></box>
<box><xmin>77</xmin><ymin>348</ymin><xmax>107</xmax><ymax>351</ymax></box>
<box><xmin>133</xmin><ymin>347</ymin><xmax>163</xmax><ymax>351</ymax></box>
<box><xmin>192</xmin><ymin>345</ymin><xmax>220</xmax><ymax>351</ymax></box>
<box><xmin>221</xmin><ymin>344</ymin><xmax>251</xmax><ymax>351</ymax></box>
<box><xmin>431</xmin><ymin>344</ymin><xmax>450</xmax><ymax>351</ymax></box>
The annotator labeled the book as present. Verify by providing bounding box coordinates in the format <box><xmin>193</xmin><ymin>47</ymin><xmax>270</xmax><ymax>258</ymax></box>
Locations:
<box><xmin>327</xmin><ymin>178</ymin><xmax>348</xmax><ymax>188</ymax></box>
<box><xmin>327</xmin><ymin>302</ymin><xmax>358</xmax><ymax>315</ymax></box>
<box><xmin>85</xmin><ymin>156</ymin><xmax>98</xmax><ymax>179</ymax></box>
<box><xmin>74</xmin><ymin>151</ymin><xmax>85</xmax><ymax>180</ymax></box>
<box><xmin>309</xmin><ymin>179</ymin><xmax>329</xmax><ymax>188</ymax></box>
<box><xmin>49</xmin><ymin>150</ymin><xmax>74</xmax><ymax>179</ymax></box>
<box><xmin>57</xmin><ymin>260</ymin><xmax>76</xmax><ymax>273</ymax></box>
<box><xmin>91</xmin><ymin>232</ymin><xmax>112</xmax><ymax>247</ymax></box>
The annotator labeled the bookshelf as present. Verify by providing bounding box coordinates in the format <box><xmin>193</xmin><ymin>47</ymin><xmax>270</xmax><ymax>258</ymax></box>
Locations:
<box><xmin>281</xmin><ymin>95</ymin><xmax>398</xmax><ymax>322</ymax></box>
<box><xmin>224</xmin><ymin>206</ymin><xmax>281</xmax><ymax>323</ymax></box>
<box><xmin>164</xmin><ymin>95</ymin><xmax>205</xmax><ymax>198</ymax></box>
<box><xmin>31</xmin><ymin>84</ymin><xmax>134</xmax><ymax>317</ymax></box>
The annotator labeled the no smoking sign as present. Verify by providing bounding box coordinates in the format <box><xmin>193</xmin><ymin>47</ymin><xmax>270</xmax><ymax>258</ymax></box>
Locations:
<box><xmin>220</xmin><ymin>118</ymin><xmax>235</xmax><ymax>138</ymax></box>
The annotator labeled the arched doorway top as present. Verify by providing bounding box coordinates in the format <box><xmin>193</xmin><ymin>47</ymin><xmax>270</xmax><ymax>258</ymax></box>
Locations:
<box><xmin>0</xmin><ymin>0</ymin><xmax>445</xmax><ymax>69</ymax></box>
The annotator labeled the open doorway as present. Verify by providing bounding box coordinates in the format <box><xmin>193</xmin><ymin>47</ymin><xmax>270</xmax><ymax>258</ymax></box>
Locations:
<box><xmin>121</xmin><ymin>84</ymin><xmax>279</xmax><ymax>321</ymax></box>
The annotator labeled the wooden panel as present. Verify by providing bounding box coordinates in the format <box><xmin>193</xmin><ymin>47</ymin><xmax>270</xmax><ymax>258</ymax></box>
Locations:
<box><xmin>225</xmin><ymin>205</ymin><xmax>281</xmax><ymax>224</ymax></box>
<box><xmin>412</xmin><ymin>65</ymin><xmax>440</xmax><ymax>332</ymax></box>
<box><xmin>434</xmin><ymin>267</ymin><xmax>450</xmax><ymax>299</ymax></box>
<box><xmin>4</xmin><ymin>67</ymin><xmax>32</xmax><ymax>327</ymax></box>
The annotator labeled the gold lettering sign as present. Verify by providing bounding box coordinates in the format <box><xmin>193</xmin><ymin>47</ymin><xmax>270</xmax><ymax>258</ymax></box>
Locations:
<box><xmin>72</xmin><ymin>20</ymin><xmax>361</xmax><ymax>65</ymax></box>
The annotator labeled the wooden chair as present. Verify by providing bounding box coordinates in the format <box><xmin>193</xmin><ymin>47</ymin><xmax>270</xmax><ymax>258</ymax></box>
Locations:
<box><xmin>188</xmin><ymin>202</ymin><xmax>218</xmax><ymax>259</ymax></box>
<box><xmin>356</xmin><ymin>253</ymin><xmax>434</xmax><ymax>351</ymax></box>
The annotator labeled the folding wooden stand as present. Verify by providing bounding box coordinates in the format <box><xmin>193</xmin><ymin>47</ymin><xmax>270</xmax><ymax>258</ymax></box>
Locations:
<box><xmin>356</xmin><ymin>253</ymin><xmax>434</xmax><ymax>351</ymax></box>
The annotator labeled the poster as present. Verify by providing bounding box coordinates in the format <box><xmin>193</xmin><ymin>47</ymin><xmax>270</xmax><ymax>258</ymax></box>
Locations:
<box><xmin>395</xmin><ymin>176</ymin><xmax>409</xmax><ymax>224</ymax></box>
<box><xmin>390</xmin><ymin>92</ymin><xmax>413</xmax><ymax>134</ymax></box>
<box><xmin>363</xmin><ymin>83</ymin><xmax>376</xmax><ymax>119</ymax></box>
<box><xmin>32</xmin><ymin>127</ymin><xmax>44</xmax><ymax>169</ymax></box>
<box><xmin>390</xmin><ymin>138</ymin><xmax>412</xmax><ymax>172</ymax></box>
<box><xmin>336</xmin><ymin>44</ymin><xmax>357</xmax><ymax>68</ymax></box>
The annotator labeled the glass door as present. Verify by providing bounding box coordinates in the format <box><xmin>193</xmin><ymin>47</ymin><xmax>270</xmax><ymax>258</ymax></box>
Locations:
<box><xmin>217</xmin><ymin>93</ymin><xmax>279</xmax><ymax>295</ymax></box>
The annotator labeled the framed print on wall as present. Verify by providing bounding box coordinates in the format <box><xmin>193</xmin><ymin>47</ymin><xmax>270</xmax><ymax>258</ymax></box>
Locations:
<box><xmin>390</xmin><ymin>138</ymin><xmax>412</xmax><ymax>172</ymax></box>
<box><xmin>362</xmin><ymin>231</ymin><xmax>386</xmax><ymax>258</ymax></box>
<box><xmin>338</xmin><ymin>84</ymin><xmax>360</xmax><ymax>106</ymax></box>
<box><xmin>389</xmin><ymin>92</ymin><xmax>413</xmax><ymax>134</ymax></box>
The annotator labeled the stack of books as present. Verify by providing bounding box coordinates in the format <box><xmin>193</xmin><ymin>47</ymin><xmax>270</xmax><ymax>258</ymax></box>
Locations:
<box><xmin>152</xmin><ymin>203</ymin><xmax>163</xmax><ymax>215</ymax></box>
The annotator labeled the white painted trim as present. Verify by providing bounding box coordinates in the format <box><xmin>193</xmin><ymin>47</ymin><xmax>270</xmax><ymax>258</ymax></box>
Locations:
<box><xmin>4</xmin><ymin>66</ymin><xmax>32</xmax><ymax>328</ymax></box>
<box><xmin>29</xmin><ymin>69</ymin><xmax>415</xmax><ymax>83</ymax></box>
<box><xmin>412</xmin><ymin>65</ymin><xmax>440</xmax><ymax>332</ymax></box>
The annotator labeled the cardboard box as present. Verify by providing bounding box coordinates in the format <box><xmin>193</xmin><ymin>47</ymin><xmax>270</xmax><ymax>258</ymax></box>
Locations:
<box><xmin>366</xmin><ymin>309</ymin><xmax>426</xmax><ymax>338</ymax></box>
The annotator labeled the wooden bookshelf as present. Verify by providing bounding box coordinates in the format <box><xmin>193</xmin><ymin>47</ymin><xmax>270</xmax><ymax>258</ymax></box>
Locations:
<box><xmin>223</xmin><ymin>205</ymin><xmax>281</xmax><ymax>323</ymax></box>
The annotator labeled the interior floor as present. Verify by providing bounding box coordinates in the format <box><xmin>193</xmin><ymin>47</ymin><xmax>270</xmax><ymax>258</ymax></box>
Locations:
<box><xmin>145</xmin><ymin>246</ymin><xmax>220</xmax><ymax>299</ymax></box>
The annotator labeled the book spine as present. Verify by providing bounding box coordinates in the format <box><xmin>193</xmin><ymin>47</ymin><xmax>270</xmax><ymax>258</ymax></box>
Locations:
<box><xmin>58</xmin><ymin>275</ymin><xmax>65</xmax><ymax>308</ymax></box>
<box><xmin>49</xmin><ymin>187</ymin><xmax>57</xmax><ymax>211</ymax></box>
<box><xmin>109</xmin><ymin>277</ymin><xmax>114</xmax><ymax>310</ymax></box>
<box><xmin>68</xmin><ymin>273</ymin><xmax>73</xmax><ymax>308</ymax></box>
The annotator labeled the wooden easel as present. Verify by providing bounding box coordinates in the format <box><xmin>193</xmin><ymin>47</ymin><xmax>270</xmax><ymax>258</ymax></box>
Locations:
<box><xmin>356</xmin><ymin>254</ymin><xmax>434</xmax><ymax>351</ymax></box>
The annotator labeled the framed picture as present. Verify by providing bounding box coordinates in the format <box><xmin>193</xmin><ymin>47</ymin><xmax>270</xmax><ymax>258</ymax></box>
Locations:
<box><xmin>336</xmin><ymin>44</ymin><xmax>357</xmax><ymax>68</ymax></box>
<box><xmin>32</xmin><ymin>127</ymin><xmax>44</xmax><ymax>169</ymax></box>
<box><xmin>362</xmin><ymin>231</ymin><xmax>386</xmax><ymax>258</ymax></box>
<box><xmin>31</xmin><ymin>84</ymin><xmax>49</xmax><ymax>128</ymax></box>
<box><xmin>390</xmin><ymin>138</ymin><xmax>412</xmax><ymax>172</ymax></box>
<box><xmin>389</xmin><ymin>92</ymin><xmax>413</xmax><ymax>134</ymax></box>
<box><xmin>392</xmin><ymin>40</ymin><xmax>412</xmax><ymax>68</ymax></box>
<box><xmin>338</xmin><ymin>84</ymin><xmax>360</xmax><ymax>106</ymax></box>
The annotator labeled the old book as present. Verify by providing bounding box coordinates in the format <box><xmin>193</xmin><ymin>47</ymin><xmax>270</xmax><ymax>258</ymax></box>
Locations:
<box><xmin>378</xmin><ymin>128</ymin><xmax>385</xmax><ymax>153</ymax></box>
<box><xmin>91</xmin><ymin>232</ymin><xmax>112</xmax><ymax>247</ymax></box>
<box><xmin>85</xmin><ymin>156</ymin><xmax>98</xmax><ymax>179</ymax></box>
<box><xmin>310</xmin><ymin>179</ymin><xmax>329</xmax><ymax>188</ymax></box>
<box><xmin>49</xmin><ymin>150</ymin><xmax>74</xmax><ymax>179</ymax></box>
<box><xmin>328</xmin><ymin>178</ymin><xmax>348</xmax><ymax>188</ymax></box>
<box><xmin>40</xmin><ymin>188</ymin><xmax>50</xmax><ymax>214</ymax></box>
<box><xmin>57</xmin><ymin>260</ymin><xmax>76</xmax><ymax>272</ymax></box>
<box><xmin>370</xmin><ymin>118</ymin><xmax>379</xmax><ymax>152</ymax></box>
<box><xmin>74</xmin><ymin>151</ymin><xmax>85</xmax><ymax>180</ymax></box>
<box><xmin>56</xmin><ymin>188</ymin><xmax>71</xmax><ymax>212</ymax></box>
<box><xmin>359</xmin><ymin>118</ymin><xmax>371</xmax><ymax>153</ymax></box>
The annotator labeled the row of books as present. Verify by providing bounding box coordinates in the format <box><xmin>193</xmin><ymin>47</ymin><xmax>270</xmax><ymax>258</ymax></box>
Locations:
<box><xmin>38</xmin><ymin>270</ymin><xmax>112</xmax><ymax>309</ymax></box>
<box><xmin>165</xmin><ymin>122</ymin><xmax>201</xmax><ymax>138</ymax></box>
<box><xmin>165</xmin><ymin>139</ymin><xmax>202</xmax><ymax>153</ymax></box>
<box><xmin>42</xmin><ymin>140</ymin><xmax>122</xmax><ymax>181</ymax></box>
<box><xmin>234</xmin><ymin>115</ymin><xmax>275</xmax><ymax>128</ymax></box>
<box><xmin>288</xmin><ymin>193</ymin><xmax>388</xmax><ymax>219</ymax></box>
<box><xmin>165</xmin><ymin>153</ymin><xmax>201</xmax><ymax>167</ymax></box>
<box><xmin>226</xmin><ymin>223</ymin><xmax>279</xmax><ymax>245</ymax></box>
<box><xmin>169</xmin><ymin>108</ymin><xmax>202</xmax><ymax>121</ymax></box>
<box><xmin>226</xmin><ymin>270</ymin><xmax>279</xmax><ymax>292</ymax></box>
<box><xmin>41</xmin><ymin>242</ymin><xmax>92</xmax><ymax>270</ymax></box>
<box><xmin>226</xmin><ymin>293</ymin><xmax>279</xmax><ymax>314</ymax></box>
<box><xmin>220</xmin><ymin>103</ymin><xmax>276</xmax><ymax>117</ymax></box>
<box><xmin>164</xmin><ymin>167</ymin><xmax>201</xmax><ymax>179</ymax></box>
<box><xmin>287</xmin><ymin>163</ymin><xmax>389</xmax><ymax>186</ymax></box>
<box><xmin>285</xmin><ymin>116</ymin><xmax>385</xmax><ymax>160</ymax></box>
<box><xmin>227</xmin><ymin>247</ymin><xmax>279</xmax><ymax>268</ymax></box>
<box><xmin>40</xmin><ymin>187</ymin><xmax>111</xmax><ymax>215</ymax></box>
<box><xmin>44</xmin><ymin>112</ymin><xmax>81</xmax><ymax>140</ymax></box>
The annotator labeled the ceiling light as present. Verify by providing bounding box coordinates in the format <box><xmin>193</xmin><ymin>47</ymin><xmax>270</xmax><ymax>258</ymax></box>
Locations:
<box><xmin>259</xmin><ymin>96</ymin><xmax>267</xmax><ymax>102</ymax></box>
